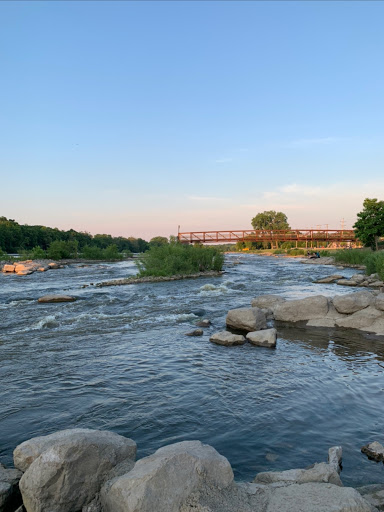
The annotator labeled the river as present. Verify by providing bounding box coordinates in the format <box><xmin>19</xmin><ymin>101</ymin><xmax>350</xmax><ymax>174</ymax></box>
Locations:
<box><xmin>1</xmin><ymin>254</ymin><xmax>383</xmax><ymax>486</ymax></box>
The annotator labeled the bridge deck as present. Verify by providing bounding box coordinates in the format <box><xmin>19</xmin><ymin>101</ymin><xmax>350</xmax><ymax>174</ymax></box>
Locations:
<box><xmin>178</xmin><ymin>229</ymin><xmax>356</xmax><ymax>244</ymax></box>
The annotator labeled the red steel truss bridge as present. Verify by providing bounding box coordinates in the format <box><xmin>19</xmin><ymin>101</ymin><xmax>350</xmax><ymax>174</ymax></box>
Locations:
<box><xmin>178</xmin><ymin>229</ymin><xmax>357</xmax><ymax>244</ymax></box>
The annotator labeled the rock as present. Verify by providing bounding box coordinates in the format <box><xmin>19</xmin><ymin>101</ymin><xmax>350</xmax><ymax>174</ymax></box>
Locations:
<box><xmin>246</xmin><ymin>328</ymin><xmax>277</xmax><ymax>348</ymax></box>
<box><xmin>48</xmin><ymin>262</ymin><xmax>60</xmax><ymax>269</ymax></box>
<box><xmin>185</xmin><ymin>329</ymin><xmax>203</xmax><ymax>336</ymax></box>
<box><xmin>251</xmin><ymin>295</ymin><xmax>286</xmax><ymax>309</ymax></box>
<box><xmin>368</xmin><ymin>281</ymin><xmax>384</xmax><ymax>288</ymax></box>
<box><xmin>210</xmin><ymin>331</ymin><xmax>246</xmax><ymax>346</ymax></box>
<box><xmin>301</xmin><ymin>257</ymin><xmax>335</xmax><ymax>265</ymax></box>
<box><xmin>2</xmin><ymin>264</ymin><xmax>15</xmax><ymax>273</ymax></box>
<box><xmin>333</xmin><ymin>291</ymin><xmax>374</xmax><ymax>314</ymax></box>
<box><xmin>274</xmin><ymin>295</ymin><xmax>329</xmax><ymax>323</ymax></box>
<box><xmin>196</xmin><ymin>319</ymin><xmax>211</xmax><ymax>327</ymax></box>
<box><xmin>328</xmin><ymin>446</ymin><xmax>342</xmax><ymax>474</ymax></box>
<box><xmin>375</xmin><ymin>293</ymin><xmax>384</xmax><ymax>311</ymax></box>
<box><xmin>254</xmin><ymin>462</ymin><xmax>342</xmax><ymax>486</ymax></box>
<box><xmin>263</xmin><ymin>482</ymin><xmax>372</xmax><ymax>512</ymax></box>
<box><xmin>361</xmin><ymin>441</ymin><xmax>384</xmax><ymax>462</ymax></box>
<box><xmin>37</xmin><ymin>295</ymin><xmax>77</xmax><ymax>303</ymax></box>
<box><xmin>16</xmin><ymin>269</ymin><xmax>34</xmax><ymax>276</ymax></box>
<box><xmin>101</xmin><ymin>440</ymin><xmax>234</xmax><ymax>512</ymax></box>
<box><xmin>226</xmin><ymin>307</ymin><xmax>267</xmax><ymax>332</ymax></box>
<box><xmin>351</xmin><ymin>274</ymin><xmax>367</xmax><ymax>283</ymax></box>
<box><xmin>0</xmin><ymin>462</ymin><xmax>23</xmax><ymax>511</ymax></box>
<box><xmin>314</xmin><ymin>275</ymin><xmax>344</xmax><ymax>284</ymax></box>
<box><xmin>15</xmin><ymin>428</ymin><xmax>136</xmax><ymax>512</ymax></box>
<box><xmin>356</xmin><ymin>484</ymin><xmax>384</xmax><ymax>511</ymax></box>
<box><xmin>335</xmin><ymin>306</ymin><xmax>384</xmax><ymax>331</ymax></box>
<box><xmin>190</xmin><ymin>309</ymin><xmax>205</xmax><ymax>317</ymax></box>
<box><xmin>336</xmin><ymin>279</ymin><xmax>359</xmax><ymax>286</ymax></box>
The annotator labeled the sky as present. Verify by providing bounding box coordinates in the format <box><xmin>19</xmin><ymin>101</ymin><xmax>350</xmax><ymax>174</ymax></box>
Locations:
<box><xmin>1</xmin><ymin>1</ymin><xmax>383</xmax><ymax>239</ymax></box>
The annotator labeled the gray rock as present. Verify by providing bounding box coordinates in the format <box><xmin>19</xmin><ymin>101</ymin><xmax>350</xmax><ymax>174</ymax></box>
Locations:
<box><xmin>328</xmin><ymin>446</ymin><xmax>342</xmax><ymax>474</ymax></box>
<box><xmin>226</xmin><ymin>307</ymin><xmax>267</xmax><ymax>332</ymax></box>
<box><xmin>185</xmin><ymin>329</ymin><xmax>203</xmax><ymax>336</ymax></box>
<box><xmin>335</xmin><ymin>307</ymin><xmax>384</xmax><ymax>331</ymax></box>
<box><xmin>15</xmin><ymin>429</ymin><xmax>136</xmax><ymax>512</ymax></box>
<box><xmin>101</xmin><ymin>440</ymin><xmax>234</xmax><ymax>512</ymax></box>
<box><xmin>351</xmin><ymin>274</ymin><xmax>367</xmax><ymax>283</ymax></box>
<box><xmin>368</xmin><ymin>281</ymin><xmax>384</xmax><ymax>288</ymax></box>
<box><xmin>251</xmin><ymin>295</ymin><xmax>286</xmax><ymax>309</ymax></box>
<box><xmin>196</xmin><ymin>319</ymin><xmax>211</xmax><ymax>327</ymax></box>
<box><xmin>361</xmin><ymin>441</ymin><xmax>384</xmax><ymax>462</ymax></box>
<box><xmin>246</xmin><ymin>328</ymin><xmax>277</xmax><ymax>348</ymax></box>
<box><xmin>356</xmin><ymin>484</ymin><xmax>384</xmax><ymax>511</ymax></box>
<box><xmin>209</xmin><ymin>331</ymin><xmax>246</xmax><ymax>346</ymax></box>
<box><xmin>314</xmin><ymin>275</ymin><xmax>344</xmax><ymax>284</ymax></box>
<box><xmin>274</xmin><ymin>295</ymin><xmax>329</xmax><ymax>323</ymax></box>
<box><xmin>333</xmin><ymin>291</ymin><xmax>374</xmax><ymax>314</ymax></box>
<box><xmin>254</xmin><ymin>462</ymin><xmax>342</xmax><ymax>487</ymax></box>
<box><xmin>37</xmin><ymin>295</ymin><xmax>76</xmax><ymax>303</ymax></box>
<box><xmin>336</xmin><ymin>279</ymin><xmax>359</xmax><ymax>286</ymax></box>
<box><xmin>0</xmin><ymin>462</ymin><xmax>23</xmax><ymax>511</ymax></box>
<box><xmin>375</xmin><ymin>293</ymin><xmax>384</xmax><ymax>311</ymax></box>
<box><xmin>264</xmin><ymin>482</ymin><xmax>372</xmax><ymax>512</ymax></box>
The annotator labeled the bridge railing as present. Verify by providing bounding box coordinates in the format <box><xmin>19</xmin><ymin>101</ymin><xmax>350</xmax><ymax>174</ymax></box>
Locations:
<box><xmin>178</xmin><ymin>229</ymin><xmax>357</xmax><ymax>243</ymax></box>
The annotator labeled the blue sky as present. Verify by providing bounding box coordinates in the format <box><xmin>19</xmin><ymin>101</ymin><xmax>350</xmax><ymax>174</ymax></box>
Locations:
<box><xmin>1</xmin><ymin>1</ymin><xmax>383</xmax><ymax>238</ymax></box>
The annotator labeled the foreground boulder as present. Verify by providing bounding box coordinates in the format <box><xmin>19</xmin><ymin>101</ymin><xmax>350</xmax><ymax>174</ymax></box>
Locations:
<box><xmin>0</xmin><ymin>462</ymin><xmax>22</xmax><ymax>511</ymax></box>
<box><xmin>333</xmin><ymin>291</ymin><xmax>374</xmax><ymax>314</ymax></box>
<box><xmin>356</xmin><ymin>483</ymin><xmax>384</xmax><ymax>511</ymax></box>
<box><xmin>101</xmin><ymin>440</ymin><xmax>234</xmax><ymax>512</ymax></box>
<box><xmin>246</xmin><ymin>328</ymin><xmax>277</xmax><ymax>348</ymax></box>
<box><xmin>14</xmin><ymin>429</ymin><xmax>136</xmax><ymax>512</ymax></box>
<box><xmin>226</xmin><ymin>307</ymin><xmax>267</xmax><ymax>332</ymax></box>
<box><xmin>37</xmin><ymin>295</ymin><xmax>76</xmax><ymax>303</ymax></box>
<box><xmin>210</xmin><ymin>331</ymin><xmax>246</xmax><ymax>346</ymax></box>
<box><xmin>274</xmin><ymin>295</ymin><xmax>329</xmax><ymax>323</ymax></box>
<box><xmin>259</xmin><ymin>482</ymin><xmax>371</xmax><ymax>512</ymax></box>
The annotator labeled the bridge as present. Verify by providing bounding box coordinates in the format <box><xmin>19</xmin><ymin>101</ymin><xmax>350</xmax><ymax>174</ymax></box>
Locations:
<box><xmin>178</xmin><ymin>229</ymin><xmax>357</xmax><ymax>246</ymax></box>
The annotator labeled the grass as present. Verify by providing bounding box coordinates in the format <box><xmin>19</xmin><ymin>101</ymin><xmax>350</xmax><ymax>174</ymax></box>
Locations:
<box><xmin>328</xmin><ymin>249</ymin><xmax>384</xmax><ymax>280</ymax></box>
<box><xmin>136</xmin><ymin>243</ymin><xmax>224</xmax><ymax>277</ymax></box>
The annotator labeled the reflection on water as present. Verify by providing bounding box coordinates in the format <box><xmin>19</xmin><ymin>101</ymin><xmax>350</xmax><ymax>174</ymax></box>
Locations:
<box><xmin>0</xmin><ymin>255</ymin><xmax>384</xmax><ymax>486</ymax></box>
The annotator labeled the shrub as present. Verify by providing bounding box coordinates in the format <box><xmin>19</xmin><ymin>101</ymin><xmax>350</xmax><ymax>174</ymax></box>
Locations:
<box><xmin>102</xmin><ymin>244</ymin><xmax>124</xmax><ymax>260</ymax></box>
<box><xmin>47</xmin><ymin>240</ymin><xmax>78</xmax><ymax>259</ymax></box>
<box><xmin>136</xmin><ymin>243</ymin><xmax>224</xmax><ymax>277</ymax></box>
<box><xmin>81</xmin><ymin>245</ymin><xmax>103</xmax><ymax>260</ymax></box>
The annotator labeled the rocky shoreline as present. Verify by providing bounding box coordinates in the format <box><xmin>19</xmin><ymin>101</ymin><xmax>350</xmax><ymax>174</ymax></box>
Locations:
<box><xmin>96</xmin><ymin>270</ymin><xmax>224</xmax><ymax>288</ymax></box>
<box><xmin>1</xmin><ymin>428</ymin><xmax>383</xmax><ymax>512</ymax></box>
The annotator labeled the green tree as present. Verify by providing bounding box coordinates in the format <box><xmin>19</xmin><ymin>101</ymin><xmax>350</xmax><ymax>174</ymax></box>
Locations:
<box><xmin>353</xmin><ymin>198</ymin><xmax>384</xmax><ymax>251</ymax></box>
<box><xmin>251</xmin><ymin>211</ymin><xmax>290</xmax><ymax>231</ymax></box>
<box><xmin>149</xmin><ymin>236</ymin><xmax>169</xmax><ymax>247</ymax></box>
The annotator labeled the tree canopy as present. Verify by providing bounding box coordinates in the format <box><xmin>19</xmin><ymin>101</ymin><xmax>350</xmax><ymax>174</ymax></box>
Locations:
<box><xmin>353</xmin><ymin>198</ymin><xmax>384</xmax><ymax>251</ymax></box>
<box><xmin>251</xmin><ymin>211</ymin><xmax>290</xmax><ymax>231</ymax></box>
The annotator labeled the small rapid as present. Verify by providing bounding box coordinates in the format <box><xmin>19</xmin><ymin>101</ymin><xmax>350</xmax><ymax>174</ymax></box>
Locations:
<box><xmin>1</xmin><ymin>255</ymin><xmax>383</xmax><ymax>486</ymax></box>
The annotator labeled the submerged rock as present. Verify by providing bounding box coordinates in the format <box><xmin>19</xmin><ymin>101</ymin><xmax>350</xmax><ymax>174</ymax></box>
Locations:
<box><xmin>185</xmin><ymin>329</ymin><xmax>203</xmax><ymax>337</ymax></box>
<box><xmin>226</xmin><ymin>307</ymin><xmax>267</xmax><ymax>332</ymax></box>
<box><xmin>210</xmin><ymin>331</ymin><xmax>246</xmax><ymax>346</ymax></box>
<box><xmin>196</xmin><ymin>319</ymin><xmax>211</xmax><ymax>327</ymax></box>
<box><xmin>37</xmin><ymin>295</ymin><xmax>77</xmax><ymax>303</ymax></box>
<box><xmin>361</xmin><ymin>441</ymin><xmax>384</xmax><ymax>462</ymax></box>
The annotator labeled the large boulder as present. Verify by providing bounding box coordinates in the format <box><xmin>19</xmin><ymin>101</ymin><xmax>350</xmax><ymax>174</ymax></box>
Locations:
<box><xmin>246</xmin><ymin>328</ymin><xmax>277</xmax><ymax>348</ymax></box>
<box><xmin>226</xmin><ymin>307</ymin><xmax>267</xmax><ymax>332</ymax></box>
<box><xmin>210</xmin><ymin>331</ymin><xmax>246</xmax><ymax>346</ymax></box>
<box><xmin>332</xmin><ymin>291</ymin><xmax>374</xmax><ymax>314</ymax></box>
<box><xmin>37</xmin><ymin>295</ymin><xmax>76</xmax><ymax>303</ymax></box>
<box><xmin>274</xmin><ymin>296</ymin><xmax>329</xmax><ymax>323</ymax></box>
<box><xmin>361</xmin><ymin>441</ymin><xmax>384</xmax><ymax>462</ymax></box>
<box><xmin>15</xmin><ymin>429</ymin><xmax>136</xmax><ymax>512</ymax></box>
<box><xmin>375</xmin><ymin>293</ymin><xmax>384</xmax><ymax>311</ymax></box>
<box><xmin>0</xmin><ymin>462</ymin><xmax>23</xmax><ymax>511</ymax></box>
<box><xmin>101</xmin><ymin>440</ymin><xmax>234</xmax><ymax>512</ymax></box>
<box><xmin>335</xmin><ymin>306</ymin><xmax>383</xmax><ymax>331</ymax></box>
<box><xmin>251</xmin><ymin>295</ymin><xmax>286</xmax><ymax>309</ymax></box>
<box><xmin>2</xmin><ymin>264</ymin><xmax>15</xmax><ymax>273</ymax></box>
<box><xmin>262</xmin><ymin>483</ymin><xmax>371</xmax><ymax>512</ymax></box>
<box><xmin>254</xmin><ymin>462</ymin><xmax>342</xmax><ymax>487</ymax></box>
<box><xmin>356</xmin><ymin>484</ymin><xmax>384</xmax><ymax>511</ymax></box>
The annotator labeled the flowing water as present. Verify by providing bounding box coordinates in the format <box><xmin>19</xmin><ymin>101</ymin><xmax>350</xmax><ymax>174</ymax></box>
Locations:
<box><xmin>1</xmin><ymin>255</ymin><xmax>383</xmax><ymax>486</ymax></box>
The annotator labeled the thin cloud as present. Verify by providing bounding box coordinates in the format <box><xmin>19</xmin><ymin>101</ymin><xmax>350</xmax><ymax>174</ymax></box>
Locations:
<box><xmin>285</xmin><ymin>137</ymin><xmax>346</xmax><ymax>148</ymax></box>
<box><xmin>215</xmin><ymin>158</ymin><xmax>233</xmax><ymax>164</ymax></box>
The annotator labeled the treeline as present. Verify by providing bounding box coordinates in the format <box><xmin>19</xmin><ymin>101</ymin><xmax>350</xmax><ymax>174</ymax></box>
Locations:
<box><xmin>0</xmin><ymin>217</ymin><xmax>149</xmax><ymax>255</ymax></box>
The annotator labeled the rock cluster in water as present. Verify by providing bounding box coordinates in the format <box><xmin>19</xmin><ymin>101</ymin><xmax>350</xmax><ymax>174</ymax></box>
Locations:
<box><xmin>1</xmin><ymin>261</ymin><xmax>62</xmax><ymax>276</ymax></box>
<box><xmin>2</xmin><ymin>428</ymin><xmax>382</xmax><ymax>512</ymax></box>
<box><xmin>315</xmin><ymin>273</ymin><xmax>384</xmax><ymax>289</ymax></box>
